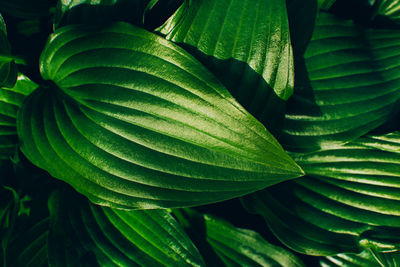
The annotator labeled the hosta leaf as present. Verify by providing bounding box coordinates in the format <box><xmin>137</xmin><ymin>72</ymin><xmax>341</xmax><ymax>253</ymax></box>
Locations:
<box><xmin>174</xmin><ymin>208</ymin><xmax>305</xmax><ymax>267</ymax></box>
<box><xmin>243</xmin><ymin>132</ymin><xmax>400</xmax><ymax>255</ymax></box>
<box><xmin>320</xmin><ymin>250</ymin><xmax>400</xmax><ymax>267</ymax></box>
<box><xmin>49</xmin><ymin>189</ymin><xmax>205</xmax><ymax>266</ymax></box>
<box><xmin>286</xmin><ymin>0</ymin><xmax>318</xmax><ymax>57</ymax></box>
<box><xmin>143</xmin><ymin>0</ymin><xmax>185</xmax><ymax>30</ymax></box>
<box><xmin>320</xmin><ymin>250</ymin><xmax>379</xmax><ymax>267</ymax></box>
<box><xmin>0</xmin><ymin>0</ymin><xmax>55</xmax><ymax>19</ymax></box>
<box><xmin>54</xmin><ymin>0</ymin><xmax>148</xmax><ymax>28</ymax></box>
<box><xmin>5</xmin><ymin>217</ymin><xmax>49</xmax><ymax>267</ymax></box>
<box><xmin>0</xmin><ymin>14</ymin><xmax>17</xmax><ymax>89</ymax></box>
<box><xmin>0</xmin><ymin>74</ymin><xmax>38</xmax><ymax>159</ymax></box>
<box><xmin>158</xmin><ymin>0</ymin><xmax>294</xmax><ymax>128</ymax></box>
<box><xmin>17</xmin><ymin>22</ymin><xmax>303</xmax><ymax>209</ymax></box>
<box><xmin>373</xmin><ymin>0</ymin><xmax>400</xmax><ymax>25</ymax></box>
<box><xmin>280</xmin><ymin>13</ymin><xmax>400</xmax><ymax>152</ymax></box>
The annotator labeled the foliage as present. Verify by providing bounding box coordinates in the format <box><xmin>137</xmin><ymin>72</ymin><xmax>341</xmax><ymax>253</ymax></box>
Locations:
<box><xmin>0</xmin><ymin>0</ymin><xmax>400</xmax><ymax>266</ymax></box>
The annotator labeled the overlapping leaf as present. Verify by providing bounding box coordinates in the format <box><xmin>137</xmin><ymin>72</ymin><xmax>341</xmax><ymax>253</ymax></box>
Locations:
<box><xmin>243</xmin><ymin>132</ymin><xmax>400</xmax><ymax>255</ymax></box>
<box><xmin>174</xmin><ymin>208</ymin><xmax>305</xmax><ymax>267</ymax></box>
<box><xmin>280</xmin><ymin>13</ymin><xmax>400</xmax><ymax>152</ymax></box>
<box><xmin>0</xmin><ymin>14</ymin><xmax>17</xmax><ymax>89</ymax></box>
<box><xmin>158</xmin><ymin>0</ymin><xmax>294</xmax><ymax>128</ymax></box>
<box><xmin>17</xmin><ymin>22</ymin><xmax>303</xmax><ymax>209</ymax></box>
<box><xmin>54</xmin><ymin>0</ymin><xmax>148</xmax><ymax>28</ymax></box>
<box><xmin>320</xmin><ymin>249</ymin><xmax>400</xmax><ymax>267</ymax></box>
<box><xmin>48</xmin><ymin>190</ymin><xmax>205</xmax><ymax>266</ymax></box>
<box><xmin>4</xmin><ymin>216</ymin><xmax>49</xmax><ymax>267</ymax></box>
<box><xmin>373</xmin><ymin>0</ymin><xmax>400</xmax><ymax>25</ymax></box>
<box><xmin>0</xmin><ymin>74</ymin><xmax>37</xmax><ymax>159</ymax></box>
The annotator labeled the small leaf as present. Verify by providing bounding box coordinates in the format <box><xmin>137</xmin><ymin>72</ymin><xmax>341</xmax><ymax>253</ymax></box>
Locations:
<box><xmin>0</xmin><ymin>14</ymin><xmax>17</xmax><ymax>89</ymax></box>
<box><xmin>48</xmin><ymin>189</ymin><xmax>205</xmax><ymax>266</ymax></box>
<box><xmin>18</xmin><ymin>22</ymin><xmax>303</xmax><ymax>209</ymax></box>
<box><xmin>243</xmin><ymin>132</ymin><xmax>400</xmax><ymax>256</ymax></box>
<box><xmin>280</xmin><ymin>13</ymin><xmax>400</xmax><ymax>152</ymax></box>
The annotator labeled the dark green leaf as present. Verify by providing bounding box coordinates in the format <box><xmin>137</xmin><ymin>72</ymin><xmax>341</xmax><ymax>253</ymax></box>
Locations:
<box><xmin>18</xmin><ymin>22</ymin><xmax>303</xmax><ymax>209</ymax></box>
<box><xmin>48</xmin><ymin>189</ymin><xmax>205</xmax><ymax>266</ymax></box>
<box><xmin>243</xmin><ymin>132</ymin><xmax>400</xmax><ymax>255</ymax></box>
<box><xmin>5</xmin><ymin>216</ymin><xmax>49</xmax><ymax>267</ymax></box>
<box><xmin>0</xmin><ymin>74</ymin><xmax>38</xmax><ymax>159</ymax></box>
<box><xmin>0</xmin><ymin>14</ymin><xmax>17</xmax><ymax>88</ymax></box>
<box><xmin>320</xmin><ymin>250</ymin><xmax>379</xmax><ymax>267</ymax></box>
<box><xmin>174</xmin><ymin>208</ymin><xmax>305</xmax><ymax>267</ymax></box>
<box><xmin>54</xmin><ymin>0</ymin><xmax>148</xmax><ymax>29</ymax></box>
<box><xmin>157</xmin><ymin>0</ymin><xmax>294</xmax><ymax>128</ymax></box>
<box><xmin>0</xmin><ymin>0</ymin><xmax>55</xmax><ymax>19</ymax></box>
<box><xmin>280</xmin><ymin>13</ymin><xmax>400</xmax><ymax>152</ymax></box>
<box><xmin>373</xmin><ymin>0</ymin><xmax>400</xmax><ymax>25</ymax></box>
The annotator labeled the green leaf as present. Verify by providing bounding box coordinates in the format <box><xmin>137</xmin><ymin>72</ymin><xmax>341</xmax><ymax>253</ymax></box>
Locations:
<box><xmin>320</xmin><ymin>249</ymin><xmax>400</xmax><ymax>267</ymax></box>
<box><xmin>5</xmin><ymin>216</ymin><xmax>49</xmax><ymax>267</ymax></box>
<box><xmin>286</xmin><ymin>0</ymin><xmax>318</xmax><ymax>57</ymax></box>
<box><xmin>48</xmin><ymin>189</ymin><xmax>205</xmax><ymax>266</ymax></box>
<box><xmin>242</xmin><ymin>132</ymin><xmax>400</xmax><ymax>256</ymax></box>
<box><xmin>318</xmin><ymin>0</ymin><xmax>336</xmax><ymax>10</ymax></box>
<box><xmin>280</xmin><ymin>13</ymin><xmax>400</xmax><ymax>152</ymax></box>
<box><xmin>0</xmin><ymin>0</ymin><xmax>55</xmax><ymax>19</ymax></box>
<box><xmin>0</xmin><ymin>14</ymin><xmax>17</xmax><ymax>89</ymax></box>
<box><xmin>54</xmin><ymin>0</ymin><xmax>148</xmax><ymax>29</ymax></box>
<box><xmin>0</xmin><ymin>74</ymin><xmax>38</xmax><ymax>159</ymax></box>
<box><xmin>157</xmin><ymin>0</ymin><xmax>294</xmax><ymax>128</ymax></box>
<box><xmin>17</xmin><ymin>22</ymin><xmax>303</xmax><ymax>210</ymax></box>
<box><xmin>320</xmin><ymin>250</ymin><xmax>379</xmax><ymax>267</ymax></box>
<box><xmin>373</xmin><ymin>0</ymin><xmax>400</xmax><ymax>25</ymax></box>
<box><xmin>174</xmin><ymin>208</ymin><xmax>305</xmax><ymax>267</ymax></box>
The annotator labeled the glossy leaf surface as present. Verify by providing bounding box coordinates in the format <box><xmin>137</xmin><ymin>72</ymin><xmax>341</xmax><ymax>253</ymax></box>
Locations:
<box><xmin>243</xmin><ymin>132</ymin><xmax>400</xmax><ymax>255</ymax></box>
<box><xmin>174</xmin><ymin>208</ymin><xmax>305</xmax><ymax>267</ymax></box>
<box><xmin>280</xmin><ymin>13</ymin><xmax>400</xmax><ymax>152</ymax></box>
<box><xmin>18</xmin><ymin>22</ymin><xmax>303</xmax><ymax>209</ymax></box>
<box><xmin>48</xmin><ymin>190</ymin><xmax>205</xmax><ymax>266</ymax></box>
<box><xmin>158</xmin><ymin>0</ymin><xmax>294</xmax><ymax>128</ymax></box>
<box><xmin>0</xmin><ymin>74</ymin><xmax>37</xmax><ymax>159</ymax></box>
<box><xmin>0</xmin><ymin>14</ymin><xmax>17</xmax><ymax>89</ymax></box>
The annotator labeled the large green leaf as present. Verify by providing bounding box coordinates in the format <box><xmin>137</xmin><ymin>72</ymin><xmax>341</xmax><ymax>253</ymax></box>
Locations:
<box><xmin>174</xmin><ymin>208</ymin><xmax>305</xmax><ymax>267</ymax></box>
<box><xmin>158</xmin><ymin>0</ymin><xmax>294</xmax><ymax>128</ymax></box>
<box><xmin>243</xmin><ymin>132</ymin><xmax>400</xmax><ymax>256</ymax></box>
<box><xmin>280</xmin><ymin>13</ymin><xmax>400</xmax><ymax>152</ymax></box>
<box><xmin>0</xmin><ymin>74</ymin><xmax>38</xmax><ymax>159</ymax></box>
<box><xmin>54</xmin><ymin>0</ymin><xmax>148</xmax><ymax>28</ymax></box>
<box><xmin>17</xmin><ymin>22</ymin><xmax>303</xmax><ymax>209</ymax></box>
<box><xmin>48</xmin><ymin>189</ymin><xmax>205</xmax><ymax>266</ymax></box>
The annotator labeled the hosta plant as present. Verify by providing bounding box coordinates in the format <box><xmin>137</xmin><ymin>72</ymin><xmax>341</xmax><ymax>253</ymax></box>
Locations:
<box><xmin>1</xmin><ymin>0</ymin><xmax>400</xmax><ymax>266</ymax></box>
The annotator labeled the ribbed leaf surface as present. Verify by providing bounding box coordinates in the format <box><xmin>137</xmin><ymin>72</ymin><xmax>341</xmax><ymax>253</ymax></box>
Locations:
<box><xmin>242</xmin><ymin>132</ymin><xmax>400</xmax><ymax>255</ymax></box>
<box><xmin>48</xmin><ymin>190</ymin><xmax>205</xmax><ymax>267</ymax></box>
<box><xmin>173</xmin><ymin>208</ymin><xmax>305</xmax><ymax>267</ymax></box>
<box><xmin>374</xmin><ymin>0</ymin><xmax>400</xmax><ymax>24</ymax></box>
<box><xmin>280</xmin><ymin>13</ymin><xmax>400</xmax><ymax>152</ymax></box>
<box><xmin>5</xmin><ymin>217</ymin><xmax>49</xmax><ymax>267</ymax></box>
<box><xmin>18</xmin><ymin>22</ymin><xmax>303</xmax><ymax>209</ymax></box>
<box><xmin>320</xmin><ymin>249</ymin><xmax>400</xmax><ymax>267</ymax></box>
<box><xmin>158</xmin><ymin>0</ymin><xmax>294</xmax><ymax>128</ymax></box>
<box><xmin>0</xmin><ymin>74</ymin><xmax>37</xmax><ymax>159</ymax></box>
